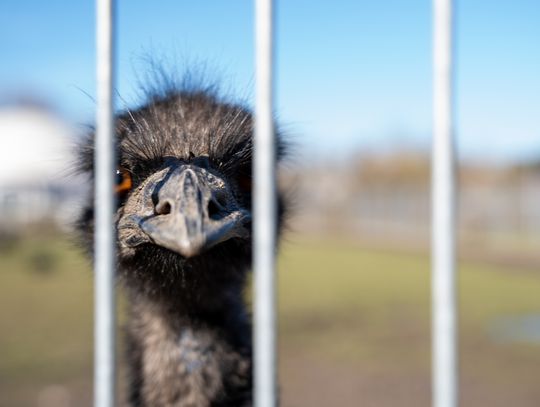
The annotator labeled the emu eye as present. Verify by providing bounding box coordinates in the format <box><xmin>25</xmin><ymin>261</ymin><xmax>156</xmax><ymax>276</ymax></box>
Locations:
<box><xmin>116</xmin><ymin>167</ymin><xmax>132</xmax><ymax>195</ymax></box>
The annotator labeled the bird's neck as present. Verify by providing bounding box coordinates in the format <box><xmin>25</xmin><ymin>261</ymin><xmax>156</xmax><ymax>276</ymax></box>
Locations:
<box><xmin>124</xmin><ymin>277</ymin><xmax>252</xmax><ymax>407</ymax></box>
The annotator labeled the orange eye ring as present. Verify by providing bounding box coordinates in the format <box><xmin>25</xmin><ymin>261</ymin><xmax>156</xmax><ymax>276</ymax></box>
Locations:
<box><xmin>115</xmin><ymin>167</ymin><xmax>133</xmax><ymax>195</ymax></box>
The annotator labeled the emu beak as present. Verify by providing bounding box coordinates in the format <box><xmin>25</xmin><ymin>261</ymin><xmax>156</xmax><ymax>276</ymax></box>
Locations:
<box><xmin>139</xmin><ymin>165</ymin><xmax>250</xmax><ymax>258</ymax></box>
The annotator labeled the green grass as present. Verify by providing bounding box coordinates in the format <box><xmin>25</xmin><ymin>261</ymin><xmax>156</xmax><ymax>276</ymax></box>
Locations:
<box><xmin>279</xmin><ymin>238</ymin><xmax>540</xmax><ymax>321</ymax></box>
<box><xmin>278</xmin><ymin>240</ymin><xmax>431</xmax><ymax>367</ymax></box>
<box><xmin>1</xmin><ymin>234</ymin><xmax>540</xmax><ymax>406</ymax></box>
<box><xmin>0</xmin><ymin>237</ymin><xmax>93</xmax><ymax>380</ymax></box>
<box><xmin>277</xmin><ymin>238</ymin><xmax>540</xmax><ymax>389</ymax></box>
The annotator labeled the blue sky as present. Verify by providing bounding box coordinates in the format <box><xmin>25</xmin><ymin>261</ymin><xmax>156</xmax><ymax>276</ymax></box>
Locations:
<box><xmin>0</xmin><ymin>0</ymin><xmax>538</xmax><ymax>163</ymax></box>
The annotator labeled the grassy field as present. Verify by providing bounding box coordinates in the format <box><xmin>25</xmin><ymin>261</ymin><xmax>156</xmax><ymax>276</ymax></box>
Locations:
<box><xmin>1</xmin><ymin>233</ymin><xmax>540</xmax><ymax>406</ymax></box>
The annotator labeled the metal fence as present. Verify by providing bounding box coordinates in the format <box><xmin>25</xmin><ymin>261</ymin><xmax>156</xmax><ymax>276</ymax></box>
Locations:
<box><xmin>432</xmin><ymin>1</ymin><xmax>457</xmax><ymax>407</ymax></box>
<box><xmin>94</xmin><ymin>0</ymin><xmax>116</xmax><ymax>406</ymax></box>
<box><xmin>93</xmin><ymin>1</ymin><xmax>457</xmax><ymax>406</ymax></box>
<box><xmin>254</xmin><ymin>1</ymin><xmax>278</xmax><ymax>406</ymax></box>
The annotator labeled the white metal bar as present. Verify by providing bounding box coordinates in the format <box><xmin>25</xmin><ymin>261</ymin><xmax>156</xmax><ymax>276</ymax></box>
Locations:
<box><xmin>94</xmin><ymin>0</ymin><xmax>116</xmax><ymax>406</ymax></box>
<box><xmin>432</xmin><ymin>0</ymin><xmax>457</xmax><ymax>407</ymax></box>
<box><xmin>254</xmin><ymin>0</ymin><xmax>277</xmax><ymax>406</ymax></box>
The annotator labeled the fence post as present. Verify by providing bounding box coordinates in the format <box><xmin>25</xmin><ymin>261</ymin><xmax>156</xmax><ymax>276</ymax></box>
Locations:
<box><xmin>94</xmin><ymin>0</ymin><xmax>116</xmax><ymax>406</ymax></box>
<box><xmin>254</xmin><ymin>0</ymin><xmax>277</xmax><ymax>406</ymax></box>
<box><xmin>432</xmin><ymin>0</ymin><xmax>457</xmax><ymax>406</ymax></box>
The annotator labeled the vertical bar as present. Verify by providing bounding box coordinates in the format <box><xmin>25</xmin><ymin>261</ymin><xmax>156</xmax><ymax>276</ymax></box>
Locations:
<box><xmin>94</xmin><ymin>0</ymin><xmax>116</xmax><ymax>406</ymax></box>
<box><xmin>254</xmin><ymin>0</ymin><xmax>277</xmax><ymax>406</ymax></box>
<box><xmin>432</xmin><ymin>0</ymin><xmax>457</xmax><ymax>407</ymax></box>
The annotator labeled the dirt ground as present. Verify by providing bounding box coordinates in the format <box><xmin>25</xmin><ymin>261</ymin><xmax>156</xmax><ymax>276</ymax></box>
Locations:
<box><xmin>1</xmin><ymin>235</ymin><xmax>540</xmax><ymax>406</ymax></box>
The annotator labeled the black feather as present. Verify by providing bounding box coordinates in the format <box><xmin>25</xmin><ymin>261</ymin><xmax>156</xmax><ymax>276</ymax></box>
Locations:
<box><xmin>77</xmin><ymin>80</ymin><xmax>286</xmax><ymax>407</ymax></box>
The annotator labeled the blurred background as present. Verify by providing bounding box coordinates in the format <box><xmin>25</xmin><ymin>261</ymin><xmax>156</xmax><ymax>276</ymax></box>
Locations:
<box><xmin>1</xmin><ymin>1</ymin><xmax>540</xmax><ymax>406</ymax></box>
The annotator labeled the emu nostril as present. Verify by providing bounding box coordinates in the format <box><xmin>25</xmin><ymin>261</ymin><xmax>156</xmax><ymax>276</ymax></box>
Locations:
<box><xmin>207</xmin><ymin>200</ymin><xmax>221</xmax><ymax>220</ymax></box>
<box><xmin>214</xmin><ymin>190</ymin><xmax>228</xmax><ymax>208</ymax></box>
<box><xmin>156</xmin><ymin>200</ymin><xmax>172</xmax><ymax>215</ymax></box>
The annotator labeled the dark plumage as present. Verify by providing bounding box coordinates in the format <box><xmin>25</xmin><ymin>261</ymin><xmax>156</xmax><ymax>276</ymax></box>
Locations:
<box><xmin>77</xmin><ymin>85</ymin><xmax>285</xmax><ymax>407</ymax></box>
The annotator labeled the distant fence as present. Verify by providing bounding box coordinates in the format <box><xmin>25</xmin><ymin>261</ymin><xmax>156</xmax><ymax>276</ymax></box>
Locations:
<box><xmin>294</xmin><ymin>174</ymin><xmax>540</xmax><ymax>243</ymax></box>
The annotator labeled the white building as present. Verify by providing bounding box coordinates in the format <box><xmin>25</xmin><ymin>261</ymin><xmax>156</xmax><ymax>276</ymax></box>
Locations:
<box><xmin>0</xmin><ymin>105</ymin><xmax>84</xmax><ymax>230</ymax></box>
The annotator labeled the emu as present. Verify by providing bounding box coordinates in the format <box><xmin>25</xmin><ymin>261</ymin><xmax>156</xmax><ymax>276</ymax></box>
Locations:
<box><xmin>78</xmin><ymin>85</ymin><xmax>285</xmax><ymax>407</ymax></box>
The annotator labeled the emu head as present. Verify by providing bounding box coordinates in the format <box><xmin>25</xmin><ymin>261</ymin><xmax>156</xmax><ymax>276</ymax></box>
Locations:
<box><xmin>78</xmin><ymin>90</ymin><xmax>284</xmax><ymax>297</ymax></box>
